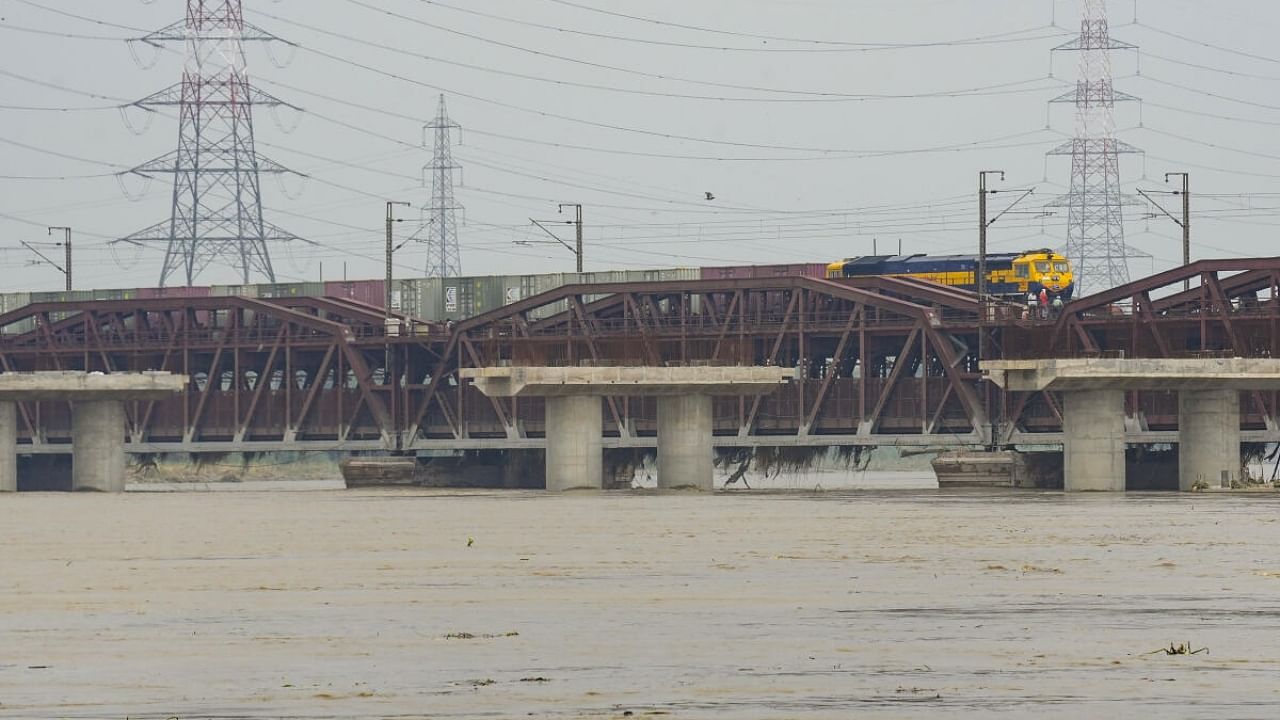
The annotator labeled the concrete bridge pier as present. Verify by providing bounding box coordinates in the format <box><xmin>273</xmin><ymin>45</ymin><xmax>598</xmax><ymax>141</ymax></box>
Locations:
<box><xmin>0</xmin><ymin>401</ymin><xmax>15</xmax><ymax>493</ymax></box>
<box><xmin>462</xmin><ymin>366</ymin><xmax>791</xmax><ymax>493</ymax></box>
<box><xmin>0</xmin><ymin>372</ymin><xmax>186</xmax><ymax>494</ymax></box>
<box><xmin>1179</xmin><ymin>389</ymin><xmax>1240</xmax><ymax>491</ymax></box>
<box><xmin>985</xmin><ymin>359</ymin><xmax>1272</xmax><ymax>493</ymax></box>
<box><xmin>72</xmin><ymin>400</ymin><xmax>127</xmax><ymax>493</ymax></box>
<box><xmin>545</xmin><ymin>395</ymin><xmax>603</xmax><ymax>491</ymax></box>
<box><xmin>657</xmin><ymin>394</ymin><xmax>712</xmax><ymax>490</ymax></box>
<box><xmin>1062</xmin><ymin>389</ymin><xmax>1126</xmax><ymax>492</ymax></box>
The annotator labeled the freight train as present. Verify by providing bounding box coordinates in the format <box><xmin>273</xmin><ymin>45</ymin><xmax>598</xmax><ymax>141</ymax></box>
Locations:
<box><xmin>825</xmin><ymin>249</ymin><xmax>1075</xmax><ymax>300</ymax></box>
<box><xmin>0</xmin><ymin>253</ymin><xmax>1075</xmax><ymax>337</ymax></box>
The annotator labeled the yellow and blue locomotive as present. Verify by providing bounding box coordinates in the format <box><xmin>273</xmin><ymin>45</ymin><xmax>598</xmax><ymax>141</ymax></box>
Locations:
<box><xmin>826</xmin><ymin>248</ymin><xmax>1075</xmax><ymax>300</ymax></box>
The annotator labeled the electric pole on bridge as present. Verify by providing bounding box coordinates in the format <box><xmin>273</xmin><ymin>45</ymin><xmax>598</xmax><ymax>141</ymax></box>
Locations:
<box><xmin>978</xmin><ymin>172</ymin><xmax>1041</xmax><ymax>449</ymax></box>
<box><xmin>385</xmin><ymin>201</ymin><xmax>411</xmax><ymax>389</ymax></box>
<box><xmin>563</xmin><ymin>203</ymin><xmax>584</xmax><ymax>273</ymax></box>
<box><xmin>49</xmin><ymin>226</ymin><xmax>71</xmax><ymax>291</ymax></box>
<box><xmin>21</xmin><ymin>226</ymin><xmax>73</xmax><ymax>292</ymax></box>
<box><xmin>978</xmin><ymin>171</ymin><xmax>1002</xmax><ymax>450</ymax></box>
<box><xmin>978</xmin><ymin>170</ymin><xmax>1004</xmax><ymax>366</ymax></box>
<box><xmin>1137</xmin><ymin>172</ymin><xmax>1191</xmax><ymax>291</ymax></box>
<box><xmin>525</xmin><ymin>203</ymin><xmax>584</xmax><ymax>272</ymax></box>
<box><xmin>385</xmin><ymin>201</ymin><xmax>411</xmax><ymax>317</ymax></box>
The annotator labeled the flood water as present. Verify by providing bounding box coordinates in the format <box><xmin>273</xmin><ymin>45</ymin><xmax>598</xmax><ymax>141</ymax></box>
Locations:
<box><xmin>3</xmin><ymin>475</ymin><xmax>1280</xmax><ymax>718</ymax></box>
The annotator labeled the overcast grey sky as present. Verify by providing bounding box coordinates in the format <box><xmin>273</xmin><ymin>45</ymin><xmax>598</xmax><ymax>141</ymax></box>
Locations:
<box><xmin>1</xmin><ymin>0</ymin><xmax>1278</xmax><ymax>290</ymax></box>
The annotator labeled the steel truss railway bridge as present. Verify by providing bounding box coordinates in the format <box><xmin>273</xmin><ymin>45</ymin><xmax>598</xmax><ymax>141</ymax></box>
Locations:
<box><xmin>1</xmin><ymin>258</ymin><xmax>1278</xmax><ymax>455</ymax></box>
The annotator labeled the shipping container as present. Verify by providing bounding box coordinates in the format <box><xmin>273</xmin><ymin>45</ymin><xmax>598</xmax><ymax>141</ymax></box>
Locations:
<box><xmin>439</xmin><ymin>278</ymin><xmax>463</xmax><ymax>320</ymax></box>
<box><xmin>401</xmin><ymin>278</ymin><xmax>436</xmax><ymax>320</ymax></box>
<box><xmin>257</xmin><ymin>282</ymin><xmax>321</xmax><ymax>299</ymax></box>
<box><xmin>657</xmin><ymin>268</ymin><xmax>701</xmax><ymax>282</ymax></box>
<box><xmin>699</xmin><ymin>263</ymin><xmax>827</xmax><ymax>281</ymax></box>
<box><xmin>473</xmin><ymin>276</ymin><xmax>508</xmax><ymax>317</ymax></box>
<box><xmin>0</xmin><ymin>292</ymin><xmax>32</xmax><ymax>335</ymax></box>
<box><xmin>0</xmin><ymin>292</ymin><xmax>31</xmax><ymax>315</ymax></box>
<box><xmin>31</xmin><ymin>290</ymin><xmax>95</xmax><ymax>304</ymax></box>
<box><xmin>500</xmin><ymin>276</ymin><xmax>524</xmax><ymax>306</ymax></box>
<box><xmin>755</xmin><ymin>262</ymin><xmax>828</xmax><ymax>279</ymax></box>
<box><xmin>520</xmin><ymin>272</ymin><xmax>566</xmax><ymax>301</ymax></box>
<box><xmin>433</xmin><ymin>276</ymin><xmax>501</xmax><ymax>321</ymax></box>
<box><xmin>211</xmin><ymin>284</ymin><xmax>259</xmax><ymax>298</ymax></box>
<box><xmin>700</xmin><ymin>265</ymin><xmax>748</xmax><ymax>281</ymax></box>
<box><xmin>138</xmin><ymin>286</ymin><xmax>213</xmax><ymax>299</ymax></box>
<box><xmin>89</xmin><ymin>288</ymin><xmax>136</xmax><ymax>301</ymax></box>
<box><xmin>324</xmin><ymin>279</ymin><xmax>385</xmax><ymax>308</ymax></box>
<box><xmin>520</xmin><ymin>273</ymin><xmax>570</xmax><ymax>322</ymax></box>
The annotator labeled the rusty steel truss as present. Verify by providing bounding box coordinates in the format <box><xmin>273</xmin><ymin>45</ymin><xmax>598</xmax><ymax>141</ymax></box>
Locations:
<box><xmin>1001</xmin><ymin>258</ymin><xmax>1280</xmax><ymax>443</ymax></box>
<box><xmin>0</xmin><ymin>259</ymin><xmax>1278</xmax><ymax>454</ymax></box>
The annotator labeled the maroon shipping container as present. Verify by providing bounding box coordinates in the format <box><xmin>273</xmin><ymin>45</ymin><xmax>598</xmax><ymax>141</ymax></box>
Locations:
<box><xmin>753</xmin><ymin>263</ymin><xmax>829</xmax><ymax>279</ymax></box>
<box><xmin>699</xmin><ymin>263</ymin><xmax>829</xmax><ymax>281</ymax></box>
<box><xmin>700</xmin><ymin>265</ymin><xmax>755</xmax><ymax>281</ymax></box>
<box><xmin>137</xmin><ymin>286</ymin><xmax>214</xmax><ymax>299</ymax></box>
<box><xmin>325</xmin><ymin>279</ymin><xmax>385</xmax><ymax>308</ymax></box>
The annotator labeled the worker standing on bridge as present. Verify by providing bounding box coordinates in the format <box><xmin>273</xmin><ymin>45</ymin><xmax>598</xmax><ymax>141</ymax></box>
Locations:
<box><xmin>1026</xmin><ymin>292</ymin><xmax>1038</xmax><ymax>319</ymax></box>
<box><xmin>1038</xmin><ymin>288</ymin><xmax>1049</xmax><ymax>319</ymax></box>
<box><xmin>1052</xmin><ymin>295</ymin><xmax>1064</xmax><ymax>317</ymax></box>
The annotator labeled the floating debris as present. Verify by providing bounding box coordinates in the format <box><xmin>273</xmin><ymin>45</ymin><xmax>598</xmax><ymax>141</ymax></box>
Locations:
<box><xmin>1147</xmin><ymin>642</ymin><xmax>1208</xmax><ymax>656</ymax></box>
<box><xmin>444</xmin><ymin>631</ymin><xmax>519</xmax><ymax>640</ymax></box>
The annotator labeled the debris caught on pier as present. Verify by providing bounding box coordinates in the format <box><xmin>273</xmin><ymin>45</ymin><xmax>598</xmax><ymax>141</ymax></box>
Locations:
<box><xmin>716</xmin><ymin>446</ymin><xmax>870</xmax><ymax>482</ymax></box>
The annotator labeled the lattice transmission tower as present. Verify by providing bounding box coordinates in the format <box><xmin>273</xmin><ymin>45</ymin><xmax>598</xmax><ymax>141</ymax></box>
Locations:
<box><xmin>1046</xmin><ymin>0</ymin><xmax>1143</xmax><ymax>295</ymax></box>
<box><xmin>422</xmin><ymin>95</ymin><xmax>463</xmax><ymax>278</ymax></box>
<box><xmin>120</xmin><ymin>0</ymin><xmax>302</xmax><ymax>286</ymax></box>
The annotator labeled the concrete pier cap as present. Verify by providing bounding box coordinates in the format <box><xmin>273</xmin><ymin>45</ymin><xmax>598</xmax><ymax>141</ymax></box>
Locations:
<box><xmin>461</xmin><ymin>365</ymin><xmax>792</xmax><ymax>491</ymax></box>
<box><xmin>462</xmin><ymin>365</ymin><xmax>796</xmax><ymax>398</ymax></box>
<box><xmin>983</xmin><ymin>358</ymin><xmax>1277</xmax><ymax>492</ymax></box>
<box><xmin>983</xmin><ymin>358</ymin><xmax>1280</xmax><ymax>393</ymax></box>
<box><xmin>0</xmin><ymin>372</ymin><xmax>188</xmax><ymax>493</ymax></box>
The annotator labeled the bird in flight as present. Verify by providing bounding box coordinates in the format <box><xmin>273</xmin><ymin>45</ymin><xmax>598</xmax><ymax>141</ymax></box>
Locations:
<box><xmin>705</xmin><ymin>192</ymin><xmax>716</xmax><ymax>201</ymax></box>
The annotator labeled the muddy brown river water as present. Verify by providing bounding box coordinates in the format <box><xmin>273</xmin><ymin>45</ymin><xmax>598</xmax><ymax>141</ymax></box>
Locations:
<box><xmin>3</xmin><ymin>477</ymin><xmax>1280</xmax><ymax>719</ymax></box>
